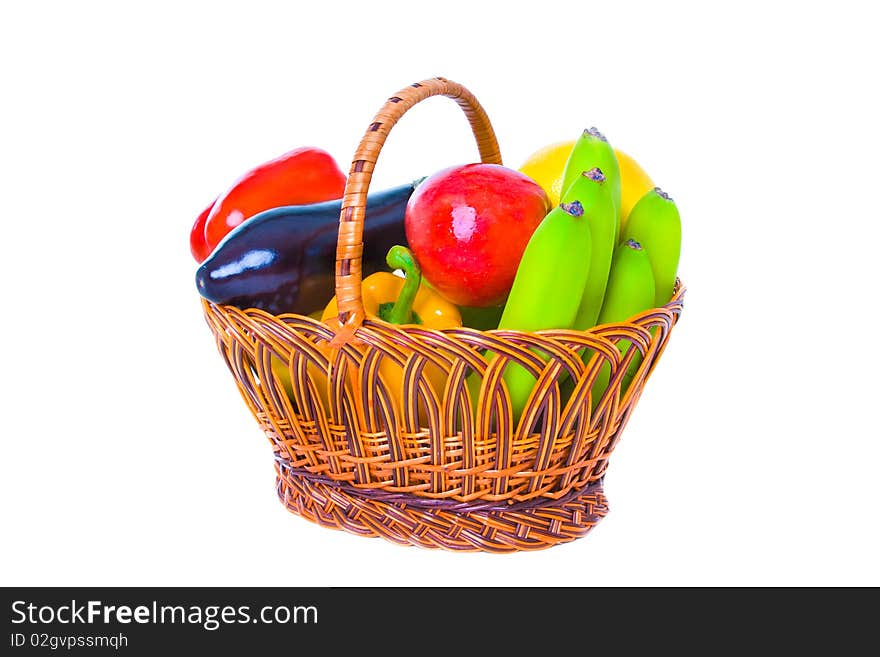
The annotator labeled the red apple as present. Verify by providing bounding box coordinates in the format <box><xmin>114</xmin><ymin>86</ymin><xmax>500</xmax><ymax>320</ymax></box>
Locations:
<box><xmin>404</xmin><ymin>163</ymin><xmax>550</xmax><ymax>308</ymax></box>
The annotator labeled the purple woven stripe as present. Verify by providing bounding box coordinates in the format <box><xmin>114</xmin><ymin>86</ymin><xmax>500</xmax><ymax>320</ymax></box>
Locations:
<box><xmin>274</xmin><ymin>458</ymin><xmax>605</xmax><ymax>513</ymax></box>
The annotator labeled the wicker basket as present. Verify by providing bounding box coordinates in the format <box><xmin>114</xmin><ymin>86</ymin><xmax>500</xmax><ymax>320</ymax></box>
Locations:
<box><xmin>200</xmin><ymin>77</ymin><xmax>685</xmax><ymax>553</ymax></box>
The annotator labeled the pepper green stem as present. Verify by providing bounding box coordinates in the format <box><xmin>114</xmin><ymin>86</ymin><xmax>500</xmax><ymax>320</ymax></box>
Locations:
<box><xmin>384</xmin><ymin>245</ymin><xmax>421</xmax><ymax>325</ymax></box>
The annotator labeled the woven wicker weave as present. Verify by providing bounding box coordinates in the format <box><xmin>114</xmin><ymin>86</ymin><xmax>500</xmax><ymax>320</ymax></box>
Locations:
<box><xmin>200</xmin><ymin>77</ymin><xmax>685</xmax><ymax>552</ymax></box>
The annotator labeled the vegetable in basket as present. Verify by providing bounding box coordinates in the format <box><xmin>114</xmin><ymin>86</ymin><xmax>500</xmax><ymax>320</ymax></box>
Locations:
<box><xmin>620</xmin><ymin>187</ymin><xmax>682</xmax><ymax>306</ymax></box>
<box><xmin>318</xmin><ymin>245</ymin><xmax>461</xmax><ymax>418</ymax></box>
<box><xmin>195</xmin><ymin>181</ymin><xmax>417</xmax><ymax>316</ymax></box>
<box><xmin>473</xmin><ymin>201</ymin><xmax>592</xmax><ymax>423</ymax></box>
<box><xmin>196</xmin><ymin>146</ymin><xmax>348</xmax><ymax>261</ymax></box>
<box><xmin>322</xmin><ymin>245</ymin><xmax>459</xmax><ymax>328</ymax></box>
<box><xmin>189</xmin><ymin>198</ymin><xmax>218</xmax><ymax>263</ymax></box>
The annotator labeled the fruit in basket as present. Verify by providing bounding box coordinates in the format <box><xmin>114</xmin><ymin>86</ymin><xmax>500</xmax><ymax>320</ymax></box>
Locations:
<box><xmin>621</xmin><ymin>187</ymin><xmax>681</xmax><ymax>306</ymax></box>
<box><xmin>196</xmin><ymin>181</ymin><xmax>417</xmax><ymax>316</ymax></box>
<box><xmin>404</xmin><ymin>163</ymin><xmax>550</xmax><ymax>308</ymax></box>
<box><xmin>616</xmin><ymin>148</ymin><xmax>655</xmax><ymax>232</ymax></box>
<box><xmin>561</xmin><ymin>128</ymin><xmax>622</xmax><ymax>241</ymax></box>
<box><xmin>519</xmin><ymin>138</ymin><xmax>653</xmax><ymax>234</ymax></box>
<box><xmin>321</xmin><ymin>246</ymin><xmax>461</xmax><ymax>417</ymax></box>
<box><xmin>199</xmin><ymin>146</ymin><xmax>347</xmax><ymax>259</ymax></box>
<box><xmin>561</xmin><ymin>167</ymin><xmax>617</xmax><ymax>331</ymax></box>
<box><xmin>517</xmin><ymin>141</ymin><xmax>575</xmax><ymax>207</ymax></box>
<box><xmin>590</xmin><ymin>238</ymin><xmax>656</xmax><ymax>408</ymax></box>
<box><xmin>483</xmin><ymin>200</ymin><xmax>592</xmax><ymax>422</ymax></box>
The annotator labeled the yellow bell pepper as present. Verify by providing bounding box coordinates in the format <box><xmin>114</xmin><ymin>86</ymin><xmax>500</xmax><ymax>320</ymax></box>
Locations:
<box><xmin>272</xmin><ymin>246</ymin><xmax>460</xmax><ymax>421</ymax></box>
<box><xmin>321</xmin><ymin>246</ymin><xmax>461</xmax><ymax>419</ymax></box>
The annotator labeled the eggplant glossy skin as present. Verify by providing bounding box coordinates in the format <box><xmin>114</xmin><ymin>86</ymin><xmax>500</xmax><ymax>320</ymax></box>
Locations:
<box><xmin>196</xmin><ymin>181</ymin><xmax>416</xmax><ymax>315</ymax></box>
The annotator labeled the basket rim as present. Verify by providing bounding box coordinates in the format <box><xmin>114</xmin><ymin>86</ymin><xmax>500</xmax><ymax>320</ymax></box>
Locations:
<box><xmin>202</xmin><ymin>278</ymin><xmax>685</xmax><ymax>339</ymax></box>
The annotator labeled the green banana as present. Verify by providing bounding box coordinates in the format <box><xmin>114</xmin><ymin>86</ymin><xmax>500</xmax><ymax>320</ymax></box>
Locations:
<box><xmin>560</xmin><ymin>127</ymin><xmax>622</xmax><ymax>241</ymax></box>
<box><xmin>621</xmin><ymin>187</ymin><xmax>682</xmax><ymax>306</ymax></box>
<box><xmin>561</xmin><ymin>167</ymin><xmax>617</xmax><ymax>331</ymax></box>
<box><xmin>481</xmin><ymin>201</ymin><xmax>592</xmax><ymax>422</ymax></box>
<box><xmin>589</xmin><ymin>238</ymin><xmax>656</xmax><ymax>409</ymax></box>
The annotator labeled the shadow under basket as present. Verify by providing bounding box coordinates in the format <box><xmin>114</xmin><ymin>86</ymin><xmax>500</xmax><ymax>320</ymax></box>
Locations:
<box><xmin>199</xmin><ymin>77</ymin><xmax>686</xmax><ymax>553</ymax></box>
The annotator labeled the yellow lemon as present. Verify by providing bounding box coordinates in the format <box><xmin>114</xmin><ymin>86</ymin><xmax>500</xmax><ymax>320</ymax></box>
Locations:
<box><xmin>615</xmin><ymin>147</ymin><xmax>655</xmax><ymax>233</ymax></box>
<box><xmin>517</xmin><ymin>140</ymin><xmax>576</xmax><ymax>207</ymax></box>
<box><xmin>518</xmin><ymin>141</ymin><xmax>654</xmax><ymax>231</ymax></box>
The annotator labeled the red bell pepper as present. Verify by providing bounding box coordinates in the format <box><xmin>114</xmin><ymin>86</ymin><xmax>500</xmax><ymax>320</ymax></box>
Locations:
<box><xmin>189</xmin><ymin>198</ymin><xmax>217</xmax><ymax>263</ymax></box>
<box><xmin>193</xmin><ymin>146</ymin><xmax>347</xmax><ymax>261</ymax></box>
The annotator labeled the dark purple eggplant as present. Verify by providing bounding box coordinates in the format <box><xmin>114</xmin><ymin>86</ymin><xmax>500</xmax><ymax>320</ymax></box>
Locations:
<box><xmin>195</xmin><ymin>180</ymin><xmax>418</xmax><ymax>315</ymax></box>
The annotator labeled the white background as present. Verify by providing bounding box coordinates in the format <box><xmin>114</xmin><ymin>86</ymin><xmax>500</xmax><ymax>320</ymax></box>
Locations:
<box><xmin>2</xmin><ymin>1</ymin><xmax>877</xmax><ymax>587</ymax></box>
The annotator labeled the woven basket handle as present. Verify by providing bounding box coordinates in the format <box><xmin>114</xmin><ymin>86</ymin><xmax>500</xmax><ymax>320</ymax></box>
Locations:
<box><xmin>331</xmin><ymin>76</ymin><xmax>502</xmax><ymax>346</ymax></box>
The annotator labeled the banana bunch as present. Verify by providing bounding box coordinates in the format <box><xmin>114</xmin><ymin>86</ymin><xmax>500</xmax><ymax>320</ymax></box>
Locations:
<box><xmin>559</xmin><ymin>127</ymin><xmax>682</xmax><ymax>406</ymax></box>
<box><xmin>498</xmin><ymin>127</ymin><xmax>682</xmax><ymax>419</ymax></box>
